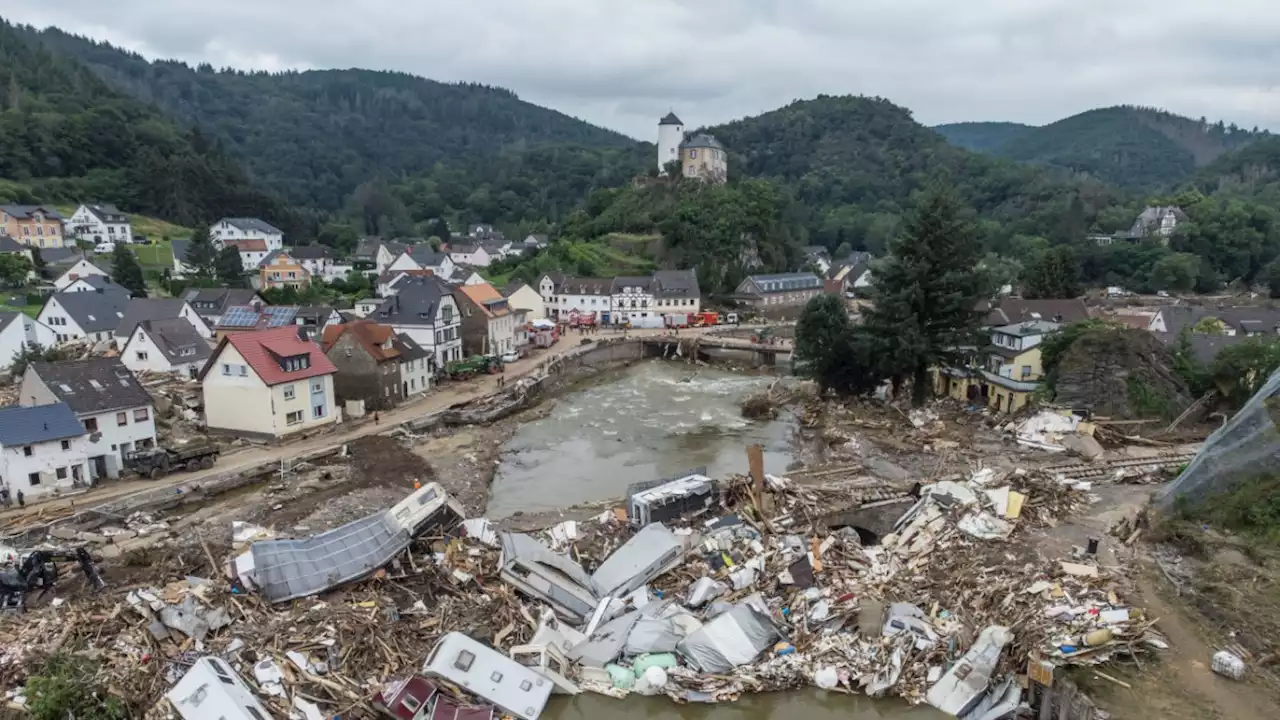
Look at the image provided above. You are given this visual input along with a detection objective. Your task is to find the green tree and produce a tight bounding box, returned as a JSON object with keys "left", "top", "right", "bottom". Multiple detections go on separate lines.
{"left": 978, "top": 252, "right": 1022, "bottom": 294}
{"left": 1023, "top": 246, "right": 1081, "bottom": 299}
{"left": 184, "top": 224, "right": 217, "bottom": 279}
{"left": 861, "top": 186, "right": 990, "bottom": 405}
{"left": 834, "top": 241, "right": 852, "bottom": 260}
{"left": 1263, "top": 257, "right": 1280, "bottom": 298}
{"left": 428, "top": 236, "right": 442, "bottom": 251}
{"left": 1211, "top": 337, "right": 1280, "bottom": 407}
{"left": 1149, "top": 252, "right": 1201, "bottom": 292}
{"left": 111, "top": 243, "right": 147, "bottom": 297}
{"left": 215, "top": 246, "right": 247, "bottom": 288}
{"left": 794, "top": 294, "right": 885, "bottom": 396}
{"left": 427, "top": 218, "right": 452, "bottom": 244}
{"left": 0, "top": 252, "right": 33, "bottom": 286}
{"left": 26, "top": 654, "right": 127, "bottom": 720}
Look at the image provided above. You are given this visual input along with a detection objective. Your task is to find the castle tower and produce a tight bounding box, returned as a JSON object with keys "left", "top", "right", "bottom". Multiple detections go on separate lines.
{"left": 657, "top": 111, "right": 684, "bottom": 174}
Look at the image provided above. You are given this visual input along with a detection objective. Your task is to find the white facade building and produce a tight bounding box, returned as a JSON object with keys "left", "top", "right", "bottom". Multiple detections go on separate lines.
{"left": 120, "top": 319, "right": 212, "bottom": 378}
{"left": 0, "top": 403, "right": 89, "bottom": 500}
{"left": 372, "top": 276, "right": 463, "bottom": 369}
{"left": 657, "top": 112, "right": 685, "bottom": 174}
{"left": 53, "top": 258, "right": 110, "bottom": 291}
{"left": 448, "top": 243, "right": 492, "bottom": 268}
{"left": 610, "top": 276, "right": 655, "bottom": 325}
{"left": 211, "top": 218, "right": 283, "bottom": 250}
{"left": 0, "top": 312, "right": 56, "bottom": 373}
{"left": 37, "top": 288, "right": 131, "bottom": 346}
{"left": 20, "top": 358, "right": 157, "bottom": 480}
{"left": 68, "top": 204, "right": 132, "bottom": 245}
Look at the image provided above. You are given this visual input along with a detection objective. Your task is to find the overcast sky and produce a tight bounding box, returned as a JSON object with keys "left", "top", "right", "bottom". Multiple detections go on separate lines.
{"left": 6, "top": 1, "right": 1279, "bottom": 139}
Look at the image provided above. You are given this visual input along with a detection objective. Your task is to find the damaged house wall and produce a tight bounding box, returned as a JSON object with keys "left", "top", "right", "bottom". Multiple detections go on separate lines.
{"left": 322, "top": 329, "right": 401, "bottom": 411}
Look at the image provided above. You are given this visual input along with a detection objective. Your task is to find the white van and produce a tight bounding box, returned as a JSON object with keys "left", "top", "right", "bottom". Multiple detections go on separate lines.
{"left": 422, "top": 633, "right": 552, "bottom": 720}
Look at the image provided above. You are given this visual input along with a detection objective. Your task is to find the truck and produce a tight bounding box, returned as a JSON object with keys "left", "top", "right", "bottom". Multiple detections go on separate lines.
{"left": 445, "top": 355, "right": 502, "bottom": 380}
{"left": 693, "top": 311, "right": 719, "bottom": 327}
{"left": 124, "top": 443, "right": 219, "bottom": 479}
{"left": 664, "top": 313, "right": 692, "bottom": 329}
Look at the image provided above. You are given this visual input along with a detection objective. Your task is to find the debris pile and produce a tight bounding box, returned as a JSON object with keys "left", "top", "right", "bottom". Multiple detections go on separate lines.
{"left": 0, "top": 465, "right": 1167, "bottom": 718}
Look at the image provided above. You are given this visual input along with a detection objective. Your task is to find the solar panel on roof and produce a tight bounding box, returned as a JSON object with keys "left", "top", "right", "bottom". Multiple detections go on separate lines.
{"left": 264, "top": 306, "right": 298, "bottom": 327}
{"left": 220, "top": 306, "right": 260, "bottom": 327}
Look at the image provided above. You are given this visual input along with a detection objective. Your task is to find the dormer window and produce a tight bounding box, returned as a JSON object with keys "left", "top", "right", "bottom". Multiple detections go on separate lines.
{"left": 281, "top": 354, "right": 311, "bottom": 372}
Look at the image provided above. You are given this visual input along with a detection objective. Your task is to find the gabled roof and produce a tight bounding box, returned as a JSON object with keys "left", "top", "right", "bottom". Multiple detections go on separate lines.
{"left": 69, "top": 275, "right": 121, "bottom": 292}
{"left": 741, "top": 273, "right": 822, "bottom": 294}
{"left": 321, "top": 320, "right": 401, "bottom": 362}
{"left": 0, "top": 205, "right": 63, "bottom": 221}
{"left": 503, "top": 281, "right": 530, "bottom": 297}
{"left": 378, "top": 268, "right": 436, "bottom": 285}
{"left": 992, "top": 320, "right": 1061, "bottom": 337}
{"left": 0, "top": 402, "right": 84, "bottom": 446}
{"left": 202, "top": 326, "right": 336, "bottom": 386}
{"left": 373, "top": 276, "right": 450, "bottom": 327}
{"left": 134, "top": 318, "right": 212, "bottom": 365}
{"left": 980, "top": 298, "right": 1090, "bottom": 327}
{"left": 218, "top": 217, "right": 282, "bottom": 235}
{"left": 28, "top": 358, "right": 152, "bottom": 413}
{"left": 115, "top": 298, "right": 190, "bottom": 338}
{"left": 558, "top": 277, "right": 612, "bottom": 295}
{"left": 448, "top": 243, "right": 482, "bottom": 255}
{"left": 353, "top": 237, "right": 383, "bottom": 260}
{"left": 659, "top": 112, "right": 683, "bottom": 126}
{"left": 287, "top": 245, "right": 334, "bottom": 260}
{"left": 680, "top": 134, "right": 724, "bottom": 151}
{"left": 258, "top": 248, "right": 301, "bottom": 267}
{"left": 171, "top": 239, "right": 191, "bottom": 265}
{"left": 181, "top": 288, "right": 261, "bottom": 314}
{"left": 49, "top": 288, "right": 132, "bottom": 333}
{"left": 611, "top": 276, "right": 653, "bottom": 293}
{"left": 393, "top": 332, "right": 430, "bottom": 362}
{"left": 226, "top": 238, "right": 269, "bottom": 253}
{"left": 215, "top": 305, "right": 299, "bottom": 331}
{"left": 652, "top": 269, "right": 700, "bottom": 299}
{"left": 456, "top": 283, "right": 511, "bottom": 319}
{"left": 39, "top": 247, "right": 81, "bottom": 266}
{"left": 79, "top": 203, "right": 127, "bottom": 224}
{"left": 407, "top": 245, "right": 449, "bottom": 266}
{"left": 524, "top": 234, "right": 548, "bottom": 246}
{"left": 294, "top": 305, "right": 337, "bottom": 325}
{"left": 0, "top": 235, "right": 29, "bottom": 253}
{"left": 0, "top": 311, "right": 21, "bottom": 333}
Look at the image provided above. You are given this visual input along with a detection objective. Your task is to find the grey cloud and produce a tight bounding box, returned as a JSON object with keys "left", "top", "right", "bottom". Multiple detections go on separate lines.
{"left": 3, "top": 0, "right": 1278, "bottom": 139}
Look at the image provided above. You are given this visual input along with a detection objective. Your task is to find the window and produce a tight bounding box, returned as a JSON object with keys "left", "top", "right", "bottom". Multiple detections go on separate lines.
{"left": 134, "top": 408, "right": 149, "bottom": 422}
{"left": 1021, "top": 365, "right": 1032, "bottom": 379}
{"left": 29, "top": 472, "right": 40, "bottom": 486}
{"left": 400, "top": 695, "right": 422, "bottom": 713}
{"left": 520, "top": 680, "right": 533, "bottom": 691}
{"left": 313, "top": 404, "right": 325, "bottom": 419}
{"left": 136, "top": 351, "right": 148, "bottom": 361}
{"left": 453, "top": 650, "right": 475, "bottom": 672}
{"left": 60, "top": 440, "right": 70, "bottom": 450}
{"left": 23, "top": 446, "right": 32, "bottom": 457}
{"left": 286, "top": 410, "right": 303, "bottom": 425}
{"left": 490, "top": 671, "right": 504, "bottom": 683}
{"left": 222, "top": 364, "right": 232, "bottom": 376}
{"left": 84, "top": 418, "right": 98, "bottom": 432}
{"left": 311, "top": 379, "right": 323, "bottom": 393}
{"left": 117, "top": 412, "right": 128, "bottom": 426}
{"left": 690, "top": 150, "right": 697, "bottom": 158}
{"left": 238, "top": 365, "right": 248, "bottom": 377}
{"left": 56, "top": 467, "right": 67, "bottom": 480}
{"left": 283, "top": 385, "right": 296, "bottom": 400}
{"left": 344, "top": 348, "right": 353, "bottom": 357}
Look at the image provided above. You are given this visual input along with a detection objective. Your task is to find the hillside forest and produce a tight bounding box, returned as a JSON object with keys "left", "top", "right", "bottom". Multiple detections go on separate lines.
{"left": 4, "top": 19, "right": 1280, "bottom": 299}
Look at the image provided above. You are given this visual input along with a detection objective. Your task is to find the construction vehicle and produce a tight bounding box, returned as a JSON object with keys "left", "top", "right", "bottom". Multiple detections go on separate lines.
{"left": 693, "top": 311, "right": 719, "bottom": 327}
{"left": 445, "top": 355, "right": 503, "bottom": 380}
{"left": 125, "top": 443, "right": 219, "bottom": 480}
{"left": 1, "top": 547, "right": 105, "bottom": 611}
{"left": 752, "top": 327, "right": 774, "bottom": 344}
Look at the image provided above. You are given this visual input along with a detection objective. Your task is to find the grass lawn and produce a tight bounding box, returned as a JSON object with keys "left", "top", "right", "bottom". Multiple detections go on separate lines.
{"left": 133, "top": 240, "right": 175, "bottom": 268}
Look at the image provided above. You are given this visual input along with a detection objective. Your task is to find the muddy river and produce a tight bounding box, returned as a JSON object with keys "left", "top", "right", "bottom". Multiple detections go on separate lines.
{"left": 486, "top": 362, "right": 795, "bottom": 517}
{"left": 486, "top": 361, "right": 942, "bottom": 719}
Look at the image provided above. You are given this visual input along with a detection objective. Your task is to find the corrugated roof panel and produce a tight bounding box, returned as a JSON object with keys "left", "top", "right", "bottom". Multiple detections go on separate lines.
{"left": 251, "top": 511, "right": 410, "bottom": 603}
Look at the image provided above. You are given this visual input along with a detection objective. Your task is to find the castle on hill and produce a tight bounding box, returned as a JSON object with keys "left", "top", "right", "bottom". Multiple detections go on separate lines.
{"left": 657, "top": 112, "right": 727, "bottom": 184}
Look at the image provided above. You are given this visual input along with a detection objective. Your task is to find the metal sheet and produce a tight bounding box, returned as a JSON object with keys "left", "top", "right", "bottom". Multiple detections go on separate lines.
{"left": 590, "top": 523, "right": 687, "bottom": 598}
{"left": 251, "top": 511, "right": 410, "bottom": 603}
{"left": 677, "top": 604, "right": 781, "bottom": 673}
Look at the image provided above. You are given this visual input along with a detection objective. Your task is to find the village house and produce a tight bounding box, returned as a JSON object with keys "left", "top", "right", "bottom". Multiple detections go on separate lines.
{"left": 448, "top": 242, "right": 492, "bottom": 268}
{"left": 258, "top": 249, "right": 311, "bottom": 290}
{"left": 211, "top": 305, "right": 301, "bottom": 340}
{"left": 467, "top": 224, "right": 503, "bottom": 242}
{"left": 371, "top": 275, "right": 462, "bottom": 370}
{"left": 396, "top": 334, "right": 432, "bottom": 398}
{"left": 53, "top": 258, "right": 110, "bottom": 291}
{"left": 119, "top": 318, "right": 213, "bottom": 378}
{"left": 225, "top": 239, "right": 271, "bottom": 270}
{"left": 0, "top": 235, "right": 37, "bottom": 281}
{"left": 353, "top": 238, "right": 406, "bottom": 276}
{"left": 734, "top": 273, "right": 823, "bottom": 310}
{"left": 652, "top": 269, "right": 701, "bottom": 316}
{"left": 610, "top": 276, "right": 655, "bottom": 326}
{"left": 455, "top": 282, "right": 516, "bottom": 356}
{"left": 37, "top": 287, "right": 131, "bottom": 345}
{"left": 979, "top": 297, "right": 1090, "bottom": 328}
{"left": 1149, "top": 305, "right": 1280, "bottom": 339}
{"left": 60, "top": 275, "right": 124, "bottom": 294}
{"left": 180, "top": 288, "right": 264, "bottom": 327}
{"left": 825, "top": 257, "right": 873, "bottom": 298}
{"left": 503, "top": 282, "right": 545, "bottom": 321}
{"left": 114, "top": 298, "right": 213, "bottom": 345}
{"left": 0, "top": 311, "right": 56, "bottom": 374}
{"left": 200, "top": 326, "right": 339, "bottom": 439}
{"left": 522, "top": 234, "right": 548, "bottom": 252}
{"left": 351, "top": 298, "right": 384, "bottom": 318}
{"left": 288, "top": 245, "right": 338, "bottom": 281}
{"left": 68, "top": 203, "right": 132, "bottom": 245}
{"left": 387, "top": 246, "right": 455, "bottom": 282}
{"left": 680, "top": 134, "right": 728, "bottom": 184}
{"left": 982, "top": 320, "right": 1060, "bottom": 414}
{"left": 0, "top": 403, "right": 89, "bottom": 501}
{"left": 211, "top": 218, "right": 283, "bottom": 250}
{"left": 803, "top": 246, "right": 832, "bottom": 274}
{"left": 538, "top": 275, "right": 612, "bottom": 322}
{"left": 0, "top": 205, "right": 66, "bottom": 249}
{"left": 293, "top": 306, "right": 343, "bottom": 335}
{"left": 378, "top": 268, "right": 437, "bottom": 298}
{"left": 320, "top": 320, "right": 408, "bottom": 411}
{"left": 20, "top": 358, "right": 157, "bottom": 480}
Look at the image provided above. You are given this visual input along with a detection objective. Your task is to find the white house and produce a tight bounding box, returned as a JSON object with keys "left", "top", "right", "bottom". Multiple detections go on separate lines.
{"left": 539, "top": 275, "right": 612, "bottom": 322}
{"left": 610, "top": 276, "right": 655, "bottom": 325}
{"left": 120, "top": 318, "right": 213, "bottom": 378}
{"left": 53, "top": 258, "right": 110, "bottom": 291}
{"left": 387, "top": 246, "right": 455, "bottom": 280}
{"left": 37, "top": 287, "right": 131, "bottom": 346}
{"left": 652, "top": 269, "right": 701, "bottom": 317}
{"left": 20, "top": 358, "right": 157, "bottom": 480}
{"left": 377, "top": 269, "right": 437, "bottom": 298}
{"left": 0, "top": 311, "right": 56, "bottom": 373}
{"left": 114, "top": 298, "right": 214, "bottom": 345}
{"left": 448, "top": 242, "right": 492, "bottom": 268}
{"left": 224, "top": 239, "right": 270, "bottom": 271}
{"left": 523, "top": 234, "right": 549, "bottom": 252}
{"left": 371, "top": 275, "right": 462, "bottom": 370}
{"left": 503, "top": 282, "right": 546, "bottom": 321}
{"left": 0, "top": 402, "right": 89, "bottom": 500}
{"left": 68, "top": 204, "right": 132, "bottom": 245}
{"left": 211, "top": 218, "right": 283, "bottom": 250}
{"left": 395, "top": 333, "right": 432, "bottom": 398}
{"left": 61, "top": 275, "right": 124, "bottom": 294}
{"left": 288, "top": 245, "right": 336, "bottom": 280}
{"left": 200, "top": 326, "right": 339, "bottom": 440}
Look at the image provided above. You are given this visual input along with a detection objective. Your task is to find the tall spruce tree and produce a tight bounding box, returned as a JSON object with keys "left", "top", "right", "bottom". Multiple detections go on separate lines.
{"left": 861, "top": 185, "right": 990, "bottom": 406}
{"left": 1023, "top": 246, "right": 1082, "bottom": 299}
{"left": 216, "top": 246, "right": 247, "bottom": 288}
{"left": 185, "top": 224, "right": 217, "bottom": 279}
{"left": 111, "top": 244, "right": 148, "bottom": 297}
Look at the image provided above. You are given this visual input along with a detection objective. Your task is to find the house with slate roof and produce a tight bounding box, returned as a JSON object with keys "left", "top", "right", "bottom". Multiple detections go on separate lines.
{"left": 37, "top": 285, "right": 131, "bottom": 345}
{"left": 652, "top": 269, "right": 701, "bottom": 316}
{"left": 0, "top": 402, "right": 89, "bottom": 500}
{"left": 180, "top": 288, "right": 264, "bottom": 327}
{"left": 0, "top": 311, "right": 56, "bottom": 374}
{"left": 20, "top": 358, "right": 157, "bottom": 480}
{"left": 200, "top": 326, "right": 339, "bottom": 439}
{"left": 734, "top": 273, "right": 822, "bottom": 310}
{"left": 114, "top": 298, "right": 213, "bottom": 344}
{"left": 386, "top": 245, "right": 455, "bottom": 281}
{"left": 120, "top": 318, "right": 213, "bottom": 378}
{"left": 211, "top": 217, "right": 283, "bottom": 250}
{"left": 61, "top": 275, "right": 125, "bottom": 295}
{"left": 68, "top": 203, "right": 132, "bottom": 245}
{"left": 53, "top": 258, "right": 110, "bottom": 291}
{"left": 371, "top": 275, "right": 462, "bottom": 369}
{"left": 0, "top": 205, "right": 66, "bottom": 248}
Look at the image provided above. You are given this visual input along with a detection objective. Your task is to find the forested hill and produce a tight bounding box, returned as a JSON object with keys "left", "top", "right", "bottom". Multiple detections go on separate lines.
{"left": 0, "top": 21, "right": 287, "bottom": 228}
{"left": 26, "top": 26, "right": 639, "bottom": 210}
{"left": 697, "top": 95, "right": 1124, "bottom": 254}
{"left": 936, "top": 106, "right": 1265, "bottom": 191}
{"left": 932, "top": 122, "right": 1032, "bottom": 152}
{"left": 1193, "top": 135, "right": 1280, "bottom": 205}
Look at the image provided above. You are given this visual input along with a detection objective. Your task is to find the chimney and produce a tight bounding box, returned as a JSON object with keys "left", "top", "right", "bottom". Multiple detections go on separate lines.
{"left": 297, "top": 326, "right": 311, "bottom": 341}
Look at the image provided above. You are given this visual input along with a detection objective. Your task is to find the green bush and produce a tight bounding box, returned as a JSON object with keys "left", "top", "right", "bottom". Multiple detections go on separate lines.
{"left": 25, "top": 654, "right": 127, "bottom": 720}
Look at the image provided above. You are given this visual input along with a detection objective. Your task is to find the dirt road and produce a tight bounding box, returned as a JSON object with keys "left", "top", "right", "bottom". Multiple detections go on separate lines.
{"left": 0, "top": 327, "right": 713, "bottom": 526}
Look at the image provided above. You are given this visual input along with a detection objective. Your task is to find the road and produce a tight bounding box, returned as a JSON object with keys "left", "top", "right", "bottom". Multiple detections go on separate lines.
{"left": 0, "top": 326, "right": 730, "bottom": 527}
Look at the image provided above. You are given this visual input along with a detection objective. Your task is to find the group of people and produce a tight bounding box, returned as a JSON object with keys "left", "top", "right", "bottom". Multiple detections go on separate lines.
{"left": 0, "top": 486, "right": 25, "bottom": 508}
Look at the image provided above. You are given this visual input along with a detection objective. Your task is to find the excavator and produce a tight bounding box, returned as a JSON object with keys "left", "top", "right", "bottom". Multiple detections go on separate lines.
{"left": 0, "top": 547, "right": 105, "bottom": 612}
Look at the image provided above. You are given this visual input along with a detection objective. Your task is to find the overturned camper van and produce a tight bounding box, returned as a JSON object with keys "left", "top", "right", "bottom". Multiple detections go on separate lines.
{"left": 627, "top": 470, "right": 718, "bottom": 527}
{"left": 423, "top": 633, "right": 553, "bottom": 720}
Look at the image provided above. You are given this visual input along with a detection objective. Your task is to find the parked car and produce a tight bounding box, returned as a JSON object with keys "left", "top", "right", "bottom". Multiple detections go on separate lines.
{"left": 500, "top": 349, "right": 520, "bottom": 364}
{"left": 93, "top": 242, "right": 115, "bottom": 254}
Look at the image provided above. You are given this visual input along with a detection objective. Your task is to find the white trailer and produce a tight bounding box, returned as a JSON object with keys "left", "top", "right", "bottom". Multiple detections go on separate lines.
{"left": 166, "top": 657, "right": 272, "bottom": 720}
{"left": 422, "top": 633, "right": 553, "bottom": 720}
